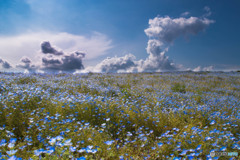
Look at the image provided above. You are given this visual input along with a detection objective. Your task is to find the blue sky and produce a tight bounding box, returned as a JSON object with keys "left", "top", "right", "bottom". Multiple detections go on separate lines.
{"left": 0, "top": 0, "right": 240, "bottom": 72}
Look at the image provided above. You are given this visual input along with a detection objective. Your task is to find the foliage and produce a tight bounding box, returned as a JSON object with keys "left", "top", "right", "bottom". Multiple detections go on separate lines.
{"left": 171, "top": 82, "right": 186, "bottom": 93}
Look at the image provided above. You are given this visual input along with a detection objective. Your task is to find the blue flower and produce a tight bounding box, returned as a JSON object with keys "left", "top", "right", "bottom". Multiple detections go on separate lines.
{"left": 196, "top": 144, "right": 202, "bottom": 150}
{"left": 0, "top": 139, "right": 7, "bottom": 147}
{"left": 8, "top": 155, "right": 20, "bottom": 160}
{"left": 219, "top": 146, "right": 226, "bottom": 151}
{"left": 104, "top": 140, "right": 114, "bottom": 145}
{"left": 63, "top": 139, "right": 72, "bottom": 146}
{"left": 157, "top": 142, "right": 163, "bottom": 147}
{"left": 210, "top": 120, "right": 216, "bottom": 125}
{"left": 34, "top": 149, "right": 45, "bottom": 156}
{"left": 6, "top": 149, "right": 18, "bottom": 155}
{"left": 70, "top": 146, "right": 76, "bottom": 152}
{"left": 9, "top": 138, "right": 17, "bottom": 144}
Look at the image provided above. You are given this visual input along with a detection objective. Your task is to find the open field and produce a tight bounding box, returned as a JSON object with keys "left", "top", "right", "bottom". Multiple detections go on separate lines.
{"left": 0, "top": 72, "right": 239, "bottom": 159}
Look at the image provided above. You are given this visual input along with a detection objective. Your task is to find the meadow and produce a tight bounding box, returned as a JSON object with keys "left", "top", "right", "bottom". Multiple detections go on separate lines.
{"left": 0, "top": 72, "right": 239, "bottom": 160}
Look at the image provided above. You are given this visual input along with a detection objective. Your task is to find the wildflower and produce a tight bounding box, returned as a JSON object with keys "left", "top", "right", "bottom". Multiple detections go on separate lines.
{"left": 6, "top": 149, "right": 18, "bottom": 155}
{"left": 219, "top": 146, "right": 226, "bottom": 151}
{"left": 64, "top": 139, "right": 72, "bottom": 146}
{"left": 0, "top": 139, "right": 7, "bottom": 147}
{"left": 34, "top": 148, "right": 45, "bottom": 156}
{"left": 49, "top": 137, "right": 57, "bottom": 145}
{"left": 157, "top": 142, "right": 163, "bottom": 147}
{"left": 210, "top": 120, "right": 216, "bottom": 125}
{"left": 105, "top": 140, "right": 114, "bottom": 145}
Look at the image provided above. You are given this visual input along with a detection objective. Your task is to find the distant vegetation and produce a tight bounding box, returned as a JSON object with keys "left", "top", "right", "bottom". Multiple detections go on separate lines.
{"left": 0, "top": 72, "right": 239, "bottom": 159}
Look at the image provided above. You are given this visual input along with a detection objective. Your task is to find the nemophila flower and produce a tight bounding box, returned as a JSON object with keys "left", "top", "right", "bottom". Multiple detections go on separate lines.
{"left": 187, "top": 156, "right": 194, "bottom": 160}
{"left": 6, "top": 149, "right": 18, "bottom": 155}
{"left": 45, "top": 147, "right": 55, "bottom": 154}
{"left": 219, "top": 146, "right": 226, "bottom": 151}
{"left": 70, "top": 146, "right": 76, "bottom": 152}
{"left": 9, "top": 138, "right": 17, "bottom": 144}
{"left": 126, "top": 132, "right": 132, "bottom": 136}
{"left": 76, "top": 157, "right": 86, "bottom": 160}
{"left": 8, "top": 143, "right": 15, "bottom": 149}
{"left": 8, "top": 155, "right": 22, "bottom": 160}
{"left": 180, "top": 149, "right": 188, "bottom": 156}
{"left": 49, "top": 137, "right": 56, "bottom": 145}
{"left": 196, "top": 145, "right": 201, "bottom": 150}
{"left": 105, "top": 140, "right": 114, "bottom": 145}
{"left": 34, "top": 149, "right": 45, "bottom": 156}
{"left": 78, "top": 148, "right": 85, "bottom": 153}
{"left": 157, "top": 142, "right": 163, "bottom": 147}
{"left": 210, "top": 120, "right": 216, "bottom": 125}
{"left": 205, "top": 137, "right": 212, "bottom": 141}
{"left": 173, "top": 157, "right": 181, "bottom": 160}
{"left": 0, "top": 139, "right": 7, "bottom": 147}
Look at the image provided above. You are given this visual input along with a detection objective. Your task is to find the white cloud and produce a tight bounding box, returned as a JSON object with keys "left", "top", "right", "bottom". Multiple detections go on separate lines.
{"left": 83, "top": 54, "right": 137, "bottom": 73}
{"left": 80, "top": 11, "right": 214, "bottom": 73}
{"left": 144, "top": 16, "right": 214, "bottom": 43}
{"left": 193, "top": 65, "right": 214, "bottom": 72}
{"left": 181, "top": 12, "right": 190, "bottom": 17}
{"left": 0, "top": 31, "right": 112, "bottom": 65}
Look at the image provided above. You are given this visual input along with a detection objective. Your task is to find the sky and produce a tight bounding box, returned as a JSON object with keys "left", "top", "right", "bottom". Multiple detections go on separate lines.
{"left": 0, "top": 0, "right": 240, "bottom": 72}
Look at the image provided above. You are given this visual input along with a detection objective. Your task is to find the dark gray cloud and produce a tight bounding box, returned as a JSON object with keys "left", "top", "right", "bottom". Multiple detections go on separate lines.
{"left": 41, "top": 42, "right": 85, "bottom": 72}
{"left": 0, "top": 58, "right": 12, "bottom": 69}
{"left": 16, "top": 57, "right": 37, "bottom": 71}
{"left": 41, "top": 41, "right": 64, "bottom": 55}
{"left": 15, "top": 42, "right": 86, "bottom": 72}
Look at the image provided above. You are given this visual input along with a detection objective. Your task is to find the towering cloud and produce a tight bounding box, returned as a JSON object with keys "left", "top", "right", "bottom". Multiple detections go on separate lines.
{"left": 88, "top": 11, "right": 214, "bottom": 73}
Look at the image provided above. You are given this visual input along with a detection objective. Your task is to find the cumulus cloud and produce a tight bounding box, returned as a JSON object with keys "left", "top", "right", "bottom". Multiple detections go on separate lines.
{"left": 41, "top": 46, "right": 85, "bottom": 72}
{"left": 89, "top": 10, "right": 214, "bottom": 73}
{"left": 87, "top": 54, "right": 137, "bottom": 73}
{"left": 0, "top": 58, "right": 12, "bottom": 69}
{"left": 15, "top": 41, "right": 85, "bottom": 72}
{"left": 144, "top": 16, "right": 214, "bottom": 44}
{"left": 41, "top": 41, "right": 63, "bottom": 55}
{"left": 16, "top": 57, "right": 37, "bottom": 71}
{"left": 193, "top": 65, "right": 214, "bottom": 72}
